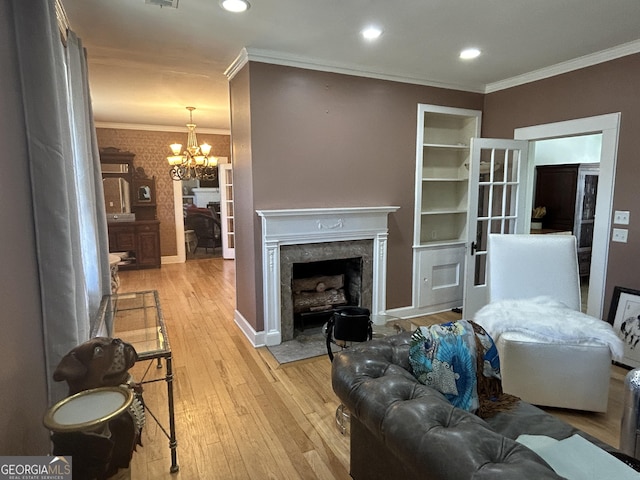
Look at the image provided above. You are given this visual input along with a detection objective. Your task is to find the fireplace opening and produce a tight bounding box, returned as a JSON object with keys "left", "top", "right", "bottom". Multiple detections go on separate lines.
{"left": 292, "top": 257, "right": 363, "bottom": 334}
{"left": 279, "top": 240, "right": 374, "bottom": 342}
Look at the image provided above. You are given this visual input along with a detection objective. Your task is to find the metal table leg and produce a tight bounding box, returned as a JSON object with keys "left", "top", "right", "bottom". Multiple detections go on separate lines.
{"left": 166, "top": 355, "right": 179, "bottom": 473}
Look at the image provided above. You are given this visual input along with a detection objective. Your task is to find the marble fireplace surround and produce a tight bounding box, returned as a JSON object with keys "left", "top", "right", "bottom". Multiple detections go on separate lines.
{"left": 252, "top": 206, "right": 399, "bottom": 347}
{"left": 280, "top": 239, "right": 373, "bottom": 342}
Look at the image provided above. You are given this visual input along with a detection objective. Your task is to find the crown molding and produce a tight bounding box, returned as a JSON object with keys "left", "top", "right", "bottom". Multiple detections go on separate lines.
{"left": 95, "top": 122, "right": 230, "bottom": 135}
{"left": 485, "top": 40, "right": 640, "bottom": 93}
{"left": 226, "top": 47, "right": 485, "bottom": 93}
{"left": 224, "top": 48, "right": 249, "bottom": 80}
{"left": 226, "top": 41, "right": 640, "bottom": 96}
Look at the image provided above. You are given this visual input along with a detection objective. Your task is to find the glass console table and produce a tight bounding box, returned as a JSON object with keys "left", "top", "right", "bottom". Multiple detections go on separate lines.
{"left": 92, "top": 290, "right": 179, "bottom": 473}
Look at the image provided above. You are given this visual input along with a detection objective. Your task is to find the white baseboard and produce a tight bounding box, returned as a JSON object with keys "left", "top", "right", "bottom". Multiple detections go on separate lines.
{"left": 233, "top": 310, "right": 283, "bottom": 347}
{"left": 161, "top": 255, "right": 184, "bottom": 265}
{"left": 385, "top": 302, "right": 462, "bottom": 320}
{"left": 234, "top": 310, "right": 264, "bottom": 347}
{"left": 235, "top": 304, "right": 459, "bottom": 348}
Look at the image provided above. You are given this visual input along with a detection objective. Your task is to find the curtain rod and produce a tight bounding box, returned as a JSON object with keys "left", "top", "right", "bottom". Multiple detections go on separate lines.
{"left": 55, "top": 0, "right": 70, "bottom": 44}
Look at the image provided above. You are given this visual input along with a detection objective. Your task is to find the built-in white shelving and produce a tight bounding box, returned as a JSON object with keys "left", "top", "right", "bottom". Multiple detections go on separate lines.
{"left": 412, "top": 104, "right": 481, "bottom": 312}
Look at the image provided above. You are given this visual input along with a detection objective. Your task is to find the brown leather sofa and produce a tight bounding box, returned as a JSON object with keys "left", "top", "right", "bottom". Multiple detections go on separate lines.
{"left": 331, "top": 332, "right": 629, "bottom": 480}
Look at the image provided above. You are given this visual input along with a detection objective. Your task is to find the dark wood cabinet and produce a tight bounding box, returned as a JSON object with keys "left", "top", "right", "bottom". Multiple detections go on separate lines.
{"left": 108, "top": 221, "right": 160, "bottom": 269}
{"left": 109, "top": 226, "right": 136, "bottom": 251}
{"left": 575, "top": 165, "right": 599, "bottom": 277}
{"left": 534, "top": 165, "right": 579, "bottom": 231}
{"left": 135, "top": 222, "right": 161, "bottom": 267}
{"left": 101, "top": 147, "right": 161, "bottom": 270}
{"left": 534, "top": 163, "right": 599, "bottom": 277}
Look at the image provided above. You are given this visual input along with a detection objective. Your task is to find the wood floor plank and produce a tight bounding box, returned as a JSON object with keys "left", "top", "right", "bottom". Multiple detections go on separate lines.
{"left": 120, "top": 257, "right": 625, "bottom": 479}
{"left": 203, "top": 394, "right": 250, "bottom": 479}
{"left": 303, "top": 449, "right": 348, "bottom": 480}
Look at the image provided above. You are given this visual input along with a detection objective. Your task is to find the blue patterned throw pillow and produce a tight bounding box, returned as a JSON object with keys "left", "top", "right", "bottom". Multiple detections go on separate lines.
{"left": 409, "top": 320, "right": 480, "bottom": 412}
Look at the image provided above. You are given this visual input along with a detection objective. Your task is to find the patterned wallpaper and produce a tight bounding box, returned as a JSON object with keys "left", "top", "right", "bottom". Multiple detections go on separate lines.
{"left": 97, "top": 127, "right": 231, "bottom": 256}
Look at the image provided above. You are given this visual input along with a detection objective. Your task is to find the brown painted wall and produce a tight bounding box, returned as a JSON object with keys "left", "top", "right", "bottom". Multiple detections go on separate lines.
{"left": 229, "top": 65, "right": 258, "bottom": 326}
{"left": 483, "top": 53, "right": 640, "bottom": 313}
{"left": 231, "top": 61, "right": 484, "bottom": 332}
{"left": 0, "top": 0, "right": 49, "bottom": 453}
{"left": 97, "top": 128, "right": 231, "bottom": 256}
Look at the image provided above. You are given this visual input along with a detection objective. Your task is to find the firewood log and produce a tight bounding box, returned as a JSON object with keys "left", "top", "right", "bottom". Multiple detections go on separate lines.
{"left": 293, "top": 288, "right": 347, "bottom": 313}
{"left": 292, "top": 274, "right": 344, "bottom": 294}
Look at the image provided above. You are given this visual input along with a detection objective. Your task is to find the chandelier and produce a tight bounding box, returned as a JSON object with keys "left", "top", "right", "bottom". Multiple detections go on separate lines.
{"left": 167, "top": 107, "right": 218, "bottom": 181}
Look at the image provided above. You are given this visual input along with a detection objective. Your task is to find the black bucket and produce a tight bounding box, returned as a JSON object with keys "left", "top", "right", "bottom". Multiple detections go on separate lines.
{"left": 326, "top": 307, "right": 373, "bottom": 361}
{"left": 332, "top": 307, "right": 372, "bottom": 342}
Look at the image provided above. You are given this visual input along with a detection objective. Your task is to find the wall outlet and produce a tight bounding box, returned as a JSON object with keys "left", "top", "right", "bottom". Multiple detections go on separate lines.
{"left": 612, "top": 228, "right": 628, "bottom": 243}
{"left": 614, "top": 210, "right": 630, "bottom": 225}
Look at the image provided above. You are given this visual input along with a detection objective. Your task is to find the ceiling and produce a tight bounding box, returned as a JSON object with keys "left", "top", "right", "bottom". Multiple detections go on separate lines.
{"left": 62, "top": 0, "right": 640, "bottom": 132}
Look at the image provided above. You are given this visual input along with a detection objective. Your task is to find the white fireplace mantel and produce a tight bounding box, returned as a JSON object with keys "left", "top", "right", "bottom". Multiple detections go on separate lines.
{"left": 251, "top": 206, "right": 399, "bottom": 346}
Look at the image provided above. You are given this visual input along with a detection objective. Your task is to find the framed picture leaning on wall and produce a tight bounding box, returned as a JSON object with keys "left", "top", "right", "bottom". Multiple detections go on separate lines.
{"left": 608, "top": 286, "right": 640, "bottom": 368}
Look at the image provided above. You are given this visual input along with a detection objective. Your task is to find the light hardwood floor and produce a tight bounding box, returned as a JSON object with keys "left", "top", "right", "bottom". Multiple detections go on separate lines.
{"left": 120, "top": 257, "right": 627, "bottom": 479}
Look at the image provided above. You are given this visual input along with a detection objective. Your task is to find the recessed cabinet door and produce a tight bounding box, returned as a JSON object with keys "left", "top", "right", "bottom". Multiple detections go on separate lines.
{"left": 136, "top": 225, "right": 160, "bottom": 267}
{"left": 417, "top": 246, "right": 465, "bottom": 308}
{"left": 109, "top": 226, "right": 136, "bottom": 251}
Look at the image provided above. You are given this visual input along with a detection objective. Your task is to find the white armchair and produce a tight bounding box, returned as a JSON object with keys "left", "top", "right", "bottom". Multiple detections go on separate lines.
{"left": 487, "top": 233, "right": 581, "bottom": 311}
{"left": 474, "top": 234, "right": 621, "bottom": 412}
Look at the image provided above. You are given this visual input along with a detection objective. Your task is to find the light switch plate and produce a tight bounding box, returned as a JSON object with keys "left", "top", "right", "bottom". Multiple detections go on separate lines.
{"left": 613, "top": 228, "right": 628, "bottom": 243}
{"left": 614, "top": 210, "right": 630, "bottom": 225}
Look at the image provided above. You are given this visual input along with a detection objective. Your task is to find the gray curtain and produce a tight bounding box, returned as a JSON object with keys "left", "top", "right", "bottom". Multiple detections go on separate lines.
{"left": 12, "top": 0, "right": 110, "bottom": 403}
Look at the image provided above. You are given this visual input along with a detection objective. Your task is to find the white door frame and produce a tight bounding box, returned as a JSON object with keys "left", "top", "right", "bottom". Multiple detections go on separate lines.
{"left": 169, "top": 158, "right": 230, "bottom": 264}
{"left": 158, "top": 179, "right": 188, "bottom": 265}
{"left": 172, "top": 180, "right": 187, "bottom": 263}
{"left": 514, "top": 113, "right": 621, "bottom": 318}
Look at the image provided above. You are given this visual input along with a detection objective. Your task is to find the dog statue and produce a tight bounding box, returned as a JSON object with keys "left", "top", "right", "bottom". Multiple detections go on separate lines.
{"left": 51, "top": 337, "right": 144, "bottom": 480}
{"left": 54, "top": 337, "right": 138, "bottom": 394}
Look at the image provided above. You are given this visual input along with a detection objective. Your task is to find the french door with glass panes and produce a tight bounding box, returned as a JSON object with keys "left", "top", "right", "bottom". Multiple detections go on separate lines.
{"left": 462, "top": 138, "right": 529, "bottom": 318}
{"left": 219, "top": 163, "right": 235, "bottom": 259}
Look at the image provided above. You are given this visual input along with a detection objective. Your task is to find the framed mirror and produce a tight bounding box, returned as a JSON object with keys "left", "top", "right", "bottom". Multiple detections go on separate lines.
{"left": 100, "top": 148, "right": 134, "bottom": 216}
{"left": 137, "top": 184, "right": 152, "bottom": 203}
{"left": 133, "top": 167, "right": 156, "bottom": 206}
{"left": 104, "top": 177, "right": 131, "bottom": 213}
{"left": 101, "top": 162, "right": 130, "bottom": 174}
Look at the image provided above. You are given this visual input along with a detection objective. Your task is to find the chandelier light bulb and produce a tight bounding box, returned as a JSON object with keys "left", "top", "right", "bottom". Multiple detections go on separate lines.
{"left": 200, "top": 142, "right": 212, "bottom": 156}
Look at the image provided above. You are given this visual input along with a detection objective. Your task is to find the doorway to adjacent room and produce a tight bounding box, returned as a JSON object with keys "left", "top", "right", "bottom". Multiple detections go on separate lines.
{"left": 515, "top": 113, "right": 621, "bottom": 319}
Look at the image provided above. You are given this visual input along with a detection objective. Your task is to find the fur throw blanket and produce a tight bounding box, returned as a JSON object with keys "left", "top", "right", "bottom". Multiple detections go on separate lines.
{"left": 409, "top": 320, "right": 518, "bottom": 418}
{"left": 474, "top": 296, "right": 623, "bottom": 361}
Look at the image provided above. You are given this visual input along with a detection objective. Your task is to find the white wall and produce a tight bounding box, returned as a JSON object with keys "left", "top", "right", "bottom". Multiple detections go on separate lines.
{"left": 533, "top": 134, "right": 602, "bottom": 166}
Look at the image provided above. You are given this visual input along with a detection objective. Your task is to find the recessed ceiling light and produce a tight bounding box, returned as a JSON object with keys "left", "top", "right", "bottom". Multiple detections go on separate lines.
{"left": 460, "top": 48, "right": 481, "bottom": 60}
{"left": 361, "top": 26, "right": 383, "bottom": 40}
{"left": 220, "top": 0, "right": 250, "bottom": 13}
